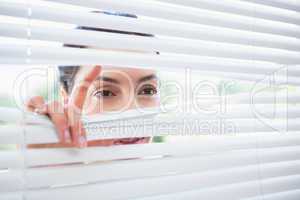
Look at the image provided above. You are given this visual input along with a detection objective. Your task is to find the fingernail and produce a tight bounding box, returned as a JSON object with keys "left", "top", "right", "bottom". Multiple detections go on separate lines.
{"left": 64, "top": 129, "right": 71, "bottom": 143}
{"left": 78, "top": 136, "right": 87, "bottom": 148}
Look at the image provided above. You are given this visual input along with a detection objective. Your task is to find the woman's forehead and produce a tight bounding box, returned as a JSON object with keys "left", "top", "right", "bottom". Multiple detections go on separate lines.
{"left": 76, "top": 66, "right": 156, "bottom": 83}
{"left": 102, "top": 67, "right": 155, "bottom": 76}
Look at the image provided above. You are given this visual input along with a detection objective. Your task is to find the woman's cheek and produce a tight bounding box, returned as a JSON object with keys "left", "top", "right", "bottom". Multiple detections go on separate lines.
{"left": 136, "top": 96, "right": 160, "bottom": 108}
{"left": 86, "top": 98, "right": 130, "bottom": 114}
{"left": 83, "top": 93, "right": 160, "bottom": 114}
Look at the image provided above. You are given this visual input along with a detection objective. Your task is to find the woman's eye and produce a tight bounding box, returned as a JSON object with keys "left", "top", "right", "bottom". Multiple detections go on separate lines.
{"left": 94, "top": 90, "right": 116, "bottom": 98}
{"left": 138, "top": 85, "right": 157, "bottom": 96}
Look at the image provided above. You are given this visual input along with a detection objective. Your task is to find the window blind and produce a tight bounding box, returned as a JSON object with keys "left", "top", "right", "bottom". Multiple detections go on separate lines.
{"left": 0, "top": 0, "right": 299, "bottom": 200}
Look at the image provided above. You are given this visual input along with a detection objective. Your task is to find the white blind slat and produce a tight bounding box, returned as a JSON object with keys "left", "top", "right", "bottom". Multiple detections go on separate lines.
{"left": 243, "top": 189, "right": 300, "bottom": 200}
{"left": 0, "top": 193, "right": 21, "bottom": 200}
{"left": 15, "top": 149, "right": 300, "bottom": 190}
{"left": 1, "top": 132, "right": 300, "bottom": 169}
{"left": 2, "top": 19, "right": 300, "bottom": 52}
{"left": 45, "top": 0, "right": 300, "bottom": 38}
{"left": 156, "top": 0, "right": 300, "bottom": 26}
{"left": 2, "top": 23, "right": 300, "bottom": 67}
{"left": 4, "top": 175, "right": 300, "bottom": 200}
{"left": 1, "top": 1, "right": 300, "bottom": 41}
{"left": 243, "top": 0, "right": 300, "bottom": 12}
{"left": 2, "top": 45, "right": 300, "bottom": 74}
{"left": 133, "top": 176, "right": 300, "bottom": 200}
{"left": 2, "top": 156, "right": 300, "bottom": 193}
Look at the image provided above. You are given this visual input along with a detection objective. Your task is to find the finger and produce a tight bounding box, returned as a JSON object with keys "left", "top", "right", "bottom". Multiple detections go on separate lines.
{"left": 47, "top": 101, "right": 71, "bottom": 144}
{"left": 68, "top": 107, "right": 87, "bottom": 148}
{"left": 26, "top": 96, "right": 47, "bottom": 114}
{"left": 68, "top": 66, "right": 101, "bottom": 147}
{"left": 70, "top": 65, "right": 101, "bottom": 111}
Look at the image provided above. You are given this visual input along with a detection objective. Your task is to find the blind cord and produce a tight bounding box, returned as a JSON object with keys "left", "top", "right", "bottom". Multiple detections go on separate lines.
{"left": 21, "top": 1, "right": 32, "bottom": 199}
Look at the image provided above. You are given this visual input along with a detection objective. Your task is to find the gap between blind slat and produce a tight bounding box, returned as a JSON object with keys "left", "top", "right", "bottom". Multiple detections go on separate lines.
{"left": 1, "top": 1, "right": 300, "bottom": 40}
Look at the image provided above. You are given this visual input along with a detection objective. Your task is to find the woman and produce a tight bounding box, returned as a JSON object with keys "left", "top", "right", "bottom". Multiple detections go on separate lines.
{"left": 27, "top": 66, "right": 159, "bottom": 148}
{"left": 26, "top": 11, "right": 159, "bottom": 148}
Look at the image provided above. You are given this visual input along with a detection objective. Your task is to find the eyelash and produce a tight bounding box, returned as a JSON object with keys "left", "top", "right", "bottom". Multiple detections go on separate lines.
{"left": 93, "top": 84, "right": 157, "bottom": 98}
{"left": 93, "top": 90, "right": 116, "bottom": 98}
{"left": 138, "top": 84, "right": 157, "bottom": 96}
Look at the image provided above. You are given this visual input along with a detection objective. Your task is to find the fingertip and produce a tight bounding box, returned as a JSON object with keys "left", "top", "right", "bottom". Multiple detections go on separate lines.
{"left": 36, "top": 104, "right": 48, "bottom": 114}
{"left": 84, "top": 65, "right": 102, "bottom": 83}
{"left": 95, "top": 65, "right": 102, "bottom": 71}
{"left": 26, "top": 96, "right": 47, "bottom": 113}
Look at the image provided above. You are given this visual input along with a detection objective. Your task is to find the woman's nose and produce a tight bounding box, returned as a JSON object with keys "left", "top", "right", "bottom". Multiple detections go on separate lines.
{"left": 126, "top": 97, "right": 138, "bottom": 110}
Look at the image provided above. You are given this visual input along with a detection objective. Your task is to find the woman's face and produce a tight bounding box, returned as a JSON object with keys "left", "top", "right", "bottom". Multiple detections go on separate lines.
{"left": 72, "top": 66, "right": 159, "bottom": 146}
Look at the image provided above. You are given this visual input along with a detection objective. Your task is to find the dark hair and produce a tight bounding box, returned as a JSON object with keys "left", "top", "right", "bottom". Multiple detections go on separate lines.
{"left": 58, "top": 66, "right": 80, "bottom": 93}
{"left": 59, "top": 11, "right": 156, "bottom": 93}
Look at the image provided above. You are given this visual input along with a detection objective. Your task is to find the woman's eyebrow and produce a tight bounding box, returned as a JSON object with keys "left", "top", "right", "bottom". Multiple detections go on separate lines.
{"left": 95, "top": 74, "right": 157, "bottom": 84}
{"left": 96, "top": 76, "right": 120, "bottom": 84}
{"left": 137, "top": 74, "right": 157, "bottom": 84}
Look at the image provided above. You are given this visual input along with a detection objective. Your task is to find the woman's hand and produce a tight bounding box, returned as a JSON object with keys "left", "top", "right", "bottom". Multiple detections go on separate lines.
{"left": 26, "top": 66, "right": 101, "bottom": 148}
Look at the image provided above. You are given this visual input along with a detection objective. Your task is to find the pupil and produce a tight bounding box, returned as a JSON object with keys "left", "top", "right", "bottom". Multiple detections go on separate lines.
{"left": 103, "top": 90, "right": 111, "bottom": 96}
{"left": 144, "top": 88, "right": 153, "bottom": 94}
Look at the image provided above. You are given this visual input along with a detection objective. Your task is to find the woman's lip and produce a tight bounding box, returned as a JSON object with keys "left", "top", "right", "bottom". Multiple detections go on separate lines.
{"left": 114, "top": 137, "right": 148, "bottom": 145}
